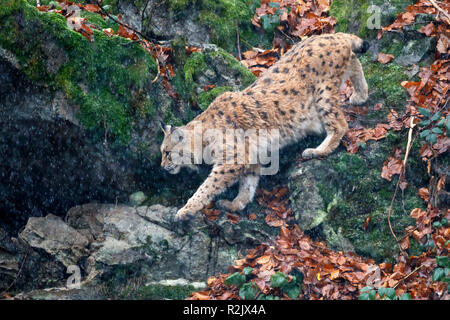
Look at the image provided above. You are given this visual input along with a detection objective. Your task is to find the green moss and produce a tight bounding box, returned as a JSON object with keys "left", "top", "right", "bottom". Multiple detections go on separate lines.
{"left": 133, "top": 284, "right": 195, "bottom": 300}
{"left": 330, "top": 0, "right": 416, "bottom": 38}
{"left": 184, "top": 51, "right": 207, "bottom": 84}
{"left": 167, "top": 0, "right": 191, "bottom": 11}
{"left": 205, "top": 47, "right": 256, "bottom": 87}
{"left": 0, "top": 0, "right": 159, "bottom": 145}
{"left": 198, "top": 86, "right": 232, "bottom": 110}
{"left": 172, "top": 47, "right": 255, "bottom": 111}
{"left": 313, "top": 137, "right": 427, "bottom": 262}
{"left": 164, "top": 0, "right": 272, "bottom": 53}
{"left": 359, "top": 54, "right": 408, "bottom": 121}
{"left": 80, "top": 10, "right": 119, "bottom": 31}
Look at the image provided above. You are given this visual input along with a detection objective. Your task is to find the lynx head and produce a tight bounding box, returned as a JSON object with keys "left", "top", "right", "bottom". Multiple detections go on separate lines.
{"left": 160, "top": 122, "right": 196, "bottom": 174}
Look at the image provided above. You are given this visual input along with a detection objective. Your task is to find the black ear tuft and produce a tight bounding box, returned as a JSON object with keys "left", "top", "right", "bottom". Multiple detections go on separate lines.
{"left": 361, "top": 40, "right": 370, "bottom": 53}
{"left": 159, "top": 120, "right": 167, "bottom": 133}
{"left": 160, "top": 121, "right": 174, "bottom": 134}
{"left": 354, "top": 40, "right": 370, "bottom": 54}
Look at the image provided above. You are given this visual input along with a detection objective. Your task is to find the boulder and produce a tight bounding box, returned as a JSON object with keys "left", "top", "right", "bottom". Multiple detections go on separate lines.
{"left": 0, "top": 0, "right": 255, "bottom": 235}
{"left": 8, "top": 202, "right": 276, "bottom": 299}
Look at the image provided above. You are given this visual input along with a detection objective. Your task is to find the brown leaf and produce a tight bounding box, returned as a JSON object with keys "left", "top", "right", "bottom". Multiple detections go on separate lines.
{"left": 102, "top": 28, "right": 114, "bottom": 37}
{"left": 381, "top": 150, "right": 403, "bottom": 181}
{"left": 419, "top": 22, "right": 437, "bottom": 36}
{"left": 378, "top": 52, "right": 395, "bottom": 64}
{"left": 418, "top": 188, "right": 430, "bottom": 201}
{"left": 226, "top": 213, "right": 240, "bottom": 224}
{"left": 83, "top": 4, "right": 101, "bottom": 13}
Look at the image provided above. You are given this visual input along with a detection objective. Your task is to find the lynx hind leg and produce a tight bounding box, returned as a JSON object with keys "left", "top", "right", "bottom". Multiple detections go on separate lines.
{"left": 302, "top": 97, "right": 348, "bottom": 159}
{"left": 217, "top": 174, "right": 260, "bottom": 212}
{"left": 175, "top": 165, "right": 243, "bottom": 221}
{"left": 348, "top": 53, "right": 368, "bottom": 105}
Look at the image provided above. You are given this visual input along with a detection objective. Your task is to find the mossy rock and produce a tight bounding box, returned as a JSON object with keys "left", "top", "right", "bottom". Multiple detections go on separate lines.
{"left": 330, "top": 0, "right": 416, "bottom": 39}
{"left": 288, "top": 133, "right": 427, "bottom": 262}
{"left": 136, "top": 0, "right": 273, "bottom": 54}
{"left": 172, "top": 44, "right": 256, "bottom": 111}
{"left": 0, "top": 0, "right": 167, "bottom": 146}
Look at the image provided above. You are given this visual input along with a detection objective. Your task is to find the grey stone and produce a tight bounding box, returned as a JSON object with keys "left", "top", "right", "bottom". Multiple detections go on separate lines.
{"left": 395, "top": 37, "right": 434, "bottom": 66}
{"left": 129, "top": 191, "right": 148, "bottom": 206}
{"left": 19, "top": 214, "right": 89, "bottom": 267}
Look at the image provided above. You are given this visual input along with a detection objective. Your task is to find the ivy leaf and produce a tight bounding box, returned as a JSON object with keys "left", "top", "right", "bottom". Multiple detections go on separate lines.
{"left": 418, "top": 107, "right": 431, "bottom": 118}
{"left": 283, "top": 275, "right": 302, "bottom": 299}
{"left": 432, "top": 268, "right": 445, "bottom": 282}
{"left": 436, "top": 256, "right": 449, "bottom": 268}
{"left": 284, "top": 284, "right": 301, "bottom": 299}
{"left": 426, "top": 133, "right": 437, "bottom": 144}
{"left": 270, "top": 272, "right": 288, "bottom": 288}
{"left": 430, "top": 112, "right": 441, "bottom": 121}
{"left": 400, "top": 293, "right": 412, "bottom": 300}
{"left": 269, "top": 2, "right": 281, "bottom": 8}
{"left": 419, "top": 119, "right": 431, "bottom": 127}
{"left": 420, "top": 129, "right": 430, "bottom": 138}
{"left": 239, "top": 283, "right": 255, "bottom": 300}
{"left": 431, "top": 127, "right": 443, "bottom": 134}
{"left": 260, "top": 15, "right": 272, "bottom": 31}
{"left": 369, "top": 289, "right": 377, "bottom": 300}
{"left": 243, "top": 267, "right": 253, "bottom": 276}
{"left": 358, "top": 292, "right": 370, "bottom": 300}
{"left": 225, "top": 272, "right": 246, "bottom": 287}
{"left": 378, "top": 287, "right": 388, "bottom": 298}
{"left": 385, "top": 288, "right": 396, "bottom": 300}
{"left": 360, "top": 286, "right": 372, "bottom": 294}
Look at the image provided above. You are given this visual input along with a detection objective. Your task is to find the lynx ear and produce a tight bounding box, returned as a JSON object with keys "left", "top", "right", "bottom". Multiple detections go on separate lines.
{"left": 159, "top": 121, "right": 172, "bottom": 135}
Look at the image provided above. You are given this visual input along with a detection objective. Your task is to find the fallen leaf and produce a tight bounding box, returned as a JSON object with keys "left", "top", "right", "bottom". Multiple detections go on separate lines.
{"left": 378, "top": 52, "right": 395, "bottom": 64}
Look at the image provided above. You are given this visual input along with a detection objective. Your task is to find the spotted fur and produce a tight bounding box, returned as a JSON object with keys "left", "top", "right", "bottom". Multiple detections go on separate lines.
{"left": 160, "top": 33, "right": 369, "bottom": 221}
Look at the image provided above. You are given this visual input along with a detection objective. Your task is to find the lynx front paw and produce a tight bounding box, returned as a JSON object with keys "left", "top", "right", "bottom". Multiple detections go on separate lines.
{"left": 216, "top": 199, "right": 245, "bottom": 212}
{"left": 174, "top": 207, "right": 195, "bottom": 222}
{"left": 301, "top": 148, "right": 318, "bottom": 160}
{"left": 349, "top": 93, "right": 368, "bottom": 105}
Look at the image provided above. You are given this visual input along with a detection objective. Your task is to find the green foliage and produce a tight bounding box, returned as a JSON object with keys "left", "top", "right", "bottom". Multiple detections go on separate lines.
{"left": 239, "top": 282, "right": 256, "bottom": 300}
{"left": 432, "top": 256, "right": 450, "bottom": 290}
{"left": 330, "top": 0, "right": 416, "bottom": 38}
{"left": 198, "top": 86, "right": 232, "bottom": 110}
{"left": 225, "top": 269, "right": 303, "bottom": 300}
{"left": 359, "top": 54, "right": 409, "bottom": 114}
{"left": 270, "top": 270, "right": 303, "bottom": 299}
{"left": 315, "top": 140, "right": 426, "bottom": 262}
{"left": 225, "top": 272, "right": 246, "bottom": 287}
{"left": 0, "top": 0, "right": 160, "bottom": 145}
{"left": 165, "top": 0, "right": 272, "bottom": 53}
{"left": 270, "top": 271, "right": 288, "bottom": 288}
{"left": 134, "top": 284, "right": 196, "bottom": 300}
{"left": 206, "top": 48, "right": 256, "bottom": 87}
{"left": 243, "top": 267, "right": 253, "bottom": 275}
{"left": 418, "top": 110, "right": 449, "bottom": 145}
{"left": 359, "top": 286, "right": 408, "bottom": 300}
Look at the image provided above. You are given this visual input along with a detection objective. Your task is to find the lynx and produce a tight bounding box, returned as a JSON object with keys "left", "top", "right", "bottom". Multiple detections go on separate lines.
{"left": 160, "top": 33, "right": 369, "bottom": 222}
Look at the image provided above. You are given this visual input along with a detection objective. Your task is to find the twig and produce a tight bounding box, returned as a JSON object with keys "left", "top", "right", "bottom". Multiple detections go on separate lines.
{"left": 387, "top": 117, "right": 416, "bottom": 253}
{"left": 403, "top": 117, "right": 416, "bottom": 167}
{"left": 141, "top": 0, "right": 151, "bottom": 33}
{"left": 0, "top": 251, "right": 29, "bottom": 298}
{"left": 393, "top": 265, "right": 424, "bottom": 289}
{"left": 235, "top": 20, "right": 242, "bottom": 61}
{"left": 428, "top": 0, "right": 450, "bottom": 23}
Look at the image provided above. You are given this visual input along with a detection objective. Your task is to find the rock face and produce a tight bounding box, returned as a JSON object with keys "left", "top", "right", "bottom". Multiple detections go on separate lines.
{"left": 0, "top": 0, "right": 255, "bottom": 235}
{"left": 3, "top": 203, "right": 276, "bottom": 299}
